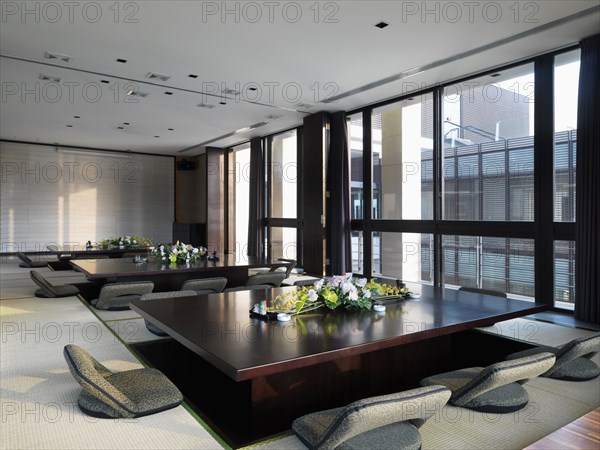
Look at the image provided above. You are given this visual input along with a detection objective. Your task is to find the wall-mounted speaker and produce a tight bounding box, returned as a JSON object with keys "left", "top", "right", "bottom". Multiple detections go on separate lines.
{"left": 177, "top": 159, "right": 196, "bottom": 170}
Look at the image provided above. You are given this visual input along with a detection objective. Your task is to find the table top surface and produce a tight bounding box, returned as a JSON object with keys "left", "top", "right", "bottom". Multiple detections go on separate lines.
{"left": 130, "top": 285, "right": 545, "bottom": 381}
{"left": 70, "top": 256, "right": 291, "bottom": 278}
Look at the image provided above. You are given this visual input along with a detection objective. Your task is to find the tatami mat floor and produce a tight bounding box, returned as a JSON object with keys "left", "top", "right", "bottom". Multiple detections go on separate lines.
{"left": 1, "top": 257, "right": 599, "bottom": 450}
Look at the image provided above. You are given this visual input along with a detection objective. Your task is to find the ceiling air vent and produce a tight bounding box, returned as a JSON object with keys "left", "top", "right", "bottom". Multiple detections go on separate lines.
{"left": 146, "top": 72, "right": 171, "bottom": 82}
{"left": 44, "top": 51, "right": 72, "bottom": 63}
{"left": 39, "top": 74, "right": 63, "bottom": 83}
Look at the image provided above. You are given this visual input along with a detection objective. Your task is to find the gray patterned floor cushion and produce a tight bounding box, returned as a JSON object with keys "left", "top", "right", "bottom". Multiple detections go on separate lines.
{"left": 181, "top": 277, "right": 228, "bottom": 295}
{"left": 63, "top": 344, "right": 183, "bottom": 418}
{"left": 17, "top": 252, "right": 48, "bottom": 268}
{"left": 506, "top": 333, "right": 600, "bottom": 381}
{"left": 292, "top": 385, "right": 451, "bottom": 450}
{"left": 421, "top": 353, "right": 555, "bottom": 413}
{"left": 30, "top": 270, "right": 79, "bottom": 298}
{"left": 90, "top": 281, "right": 154, "bottom": 310}
{"left": 140, "top": 290, "right": 196, "bottom": 336}
{"left": 246, "top": 272, "right": 286, "bottom": 287}
{"left": 337, "top": 422, "right": 421, "bottom": 450}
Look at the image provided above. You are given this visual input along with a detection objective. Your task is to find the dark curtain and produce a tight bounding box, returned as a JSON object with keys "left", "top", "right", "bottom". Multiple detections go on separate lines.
{"left": 327, "top": 111, "right": 352, "bottom": 274}
{"left": 247, "top": 137, "right": 265, "bottom": 258}
{"left": 575, "top": 34, "right": 600, "bottom": 324}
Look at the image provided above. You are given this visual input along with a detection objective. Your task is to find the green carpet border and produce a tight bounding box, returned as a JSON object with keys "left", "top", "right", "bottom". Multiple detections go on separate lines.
{"left": 77, "top": 294, "right": 232, "bottom": 450}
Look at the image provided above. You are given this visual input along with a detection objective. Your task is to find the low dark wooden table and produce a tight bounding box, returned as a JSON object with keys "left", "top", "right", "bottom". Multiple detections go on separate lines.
{"left": 71, "top": 256, "right": 293, "bottom": 295}
{"left": 130, "top": 285, "right": 545, "bottom": 446}
{"left": 47, "top": 247, "right": 149, "bottom": 271}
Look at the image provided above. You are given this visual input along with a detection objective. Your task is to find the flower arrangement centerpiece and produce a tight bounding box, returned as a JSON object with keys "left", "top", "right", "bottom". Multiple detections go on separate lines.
{"left": 150, "top": 241, "right": 207, "bottom": 265}
{"left": 96, "top": 235, "right": 152, "bottom": 249}
{"left": 269, "top": 274, "right": 401, "bottom": 314}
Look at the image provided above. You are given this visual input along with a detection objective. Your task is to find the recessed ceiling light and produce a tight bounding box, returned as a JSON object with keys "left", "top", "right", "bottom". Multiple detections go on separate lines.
{"left": 154, "top": 135, "right": 160, "bottom": 138}
{"left": 116, "top": 58, "right": 127, "bottom": 63}
{"left": 265, "top": 114, "right": 281, "bottom": 120}
{"left": 66, "top": 124, "right": 73, "bottom": 128}
{"left": 164, "top": 91, "right": 173, "bottom": 95}
{"left": 188, "top": 74, "right": 198, "bottom": 79}
{"left": 248, "top": 87, "right": 258, "bottom": 92}
{"left": 118, "top": 126, "right": 124, "bottom": 130}
{"left": 219, "top": 100, "right": 227, "bottom": 105}
{"left": 168, "top": 128, "right": 174, "bottom": 131}
{"left": 375, "top": 21, "right": 389, "bottom": 29}
{"left": 123, "top": 122, "right": 130, "bottom": 125}
{"left": 296, "top": 102, "right": 314, "bottom": 109}
{"left": 74, "top": 115, "right": 80, "bottom": 119}
{"left": 197, "top": 103, "right": 215, "bottom": 109}
{"left": 222, "top": 88, "right": 240, "bottom": 95}
{"left": 490, "top": 73, "right": 501, "bottom": 77}
{"left": 101, "top": 80, "right": 110, "bottom": 84}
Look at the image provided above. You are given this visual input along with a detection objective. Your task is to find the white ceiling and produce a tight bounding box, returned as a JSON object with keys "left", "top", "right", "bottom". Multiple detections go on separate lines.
{"left": 1, "top": 1, "right": 598, "bottom": 155}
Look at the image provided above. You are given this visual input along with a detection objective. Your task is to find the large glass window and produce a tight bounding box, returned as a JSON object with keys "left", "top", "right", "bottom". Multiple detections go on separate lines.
{"left": 372, "top": 232, "right": 433, "bottom": 284}
{"left": 269, "top": 227, "right": 297, "bottom": 260}
{"left": 348, "top": 114, "right": 364, "bottom": 220}
{"left": 372, "top": 94, "right": 434, "bottom": 220}
{"left": 351, "top": 230, "right": 364, "bottom": 273}
{"left": 554, "top": 241, "right": 575, "bottom": 310}
{"left": 269, "top": 130, "right": 297, "bottom": 219}
{"left": 442, "top": 236, "right": 534, "bottom": 299}
{"left": 442, "top": 64, "right": 535, "bottom": 221}
{"left": 267, "top": 129, "right": 300, "bottom": 263}
{"left": 554, "top": 50, "right": 580, "bottom": 223}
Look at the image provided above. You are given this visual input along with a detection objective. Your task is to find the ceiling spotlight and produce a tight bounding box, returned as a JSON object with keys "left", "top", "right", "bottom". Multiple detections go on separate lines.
{"left": 375, "top": 21, "right": 389, "bottom": 29}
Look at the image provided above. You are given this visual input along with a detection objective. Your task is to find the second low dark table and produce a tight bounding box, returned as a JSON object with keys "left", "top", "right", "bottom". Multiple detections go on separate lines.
{"left": 71, "top": 256, "right": 293, "bottom": 293}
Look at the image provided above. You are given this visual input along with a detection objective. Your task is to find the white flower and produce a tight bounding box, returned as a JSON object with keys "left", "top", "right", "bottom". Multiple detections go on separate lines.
{"left": 331, "top": 276, "right": 344, "bottom": 287}
{"left": 192, "top": 248, "right": 199, "bottom": 254}
{"left": 355, "top": 278, "right": 367, "bottom": 288}
{"left": 308, "top": 289, "right": 318, "bottom": 302}
{"left": 362, "top": 290, "right": 371, "bottom": 299}
{"left": 341, "top": 281, "right": 353, "bottom": 294}
{"left": 314, "top": 278, "right": 324, "bottom": 290}
{"left": 348, "top": 290, "right": 358, "bottom": 301}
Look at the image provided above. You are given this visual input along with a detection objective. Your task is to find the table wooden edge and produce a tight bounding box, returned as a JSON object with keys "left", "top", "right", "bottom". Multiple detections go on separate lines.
{"left": 130, "top": 300, "right": 546, "bottom": 382}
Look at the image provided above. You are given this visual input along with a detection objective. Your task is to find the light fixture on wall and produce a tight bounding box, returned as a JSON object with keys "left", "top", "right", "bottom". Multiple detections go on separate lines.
{"left": 56, "top": 148, "right": 132, "bottom": 159}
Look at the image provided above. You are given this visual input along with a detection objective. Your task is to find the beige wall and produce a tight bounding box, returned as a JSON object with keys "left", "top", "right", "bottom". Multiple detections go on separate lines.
{"left": 0, "top": 141, "right": 174, "bottom": 252}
